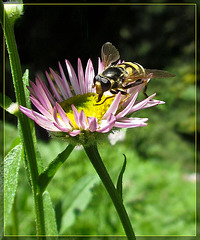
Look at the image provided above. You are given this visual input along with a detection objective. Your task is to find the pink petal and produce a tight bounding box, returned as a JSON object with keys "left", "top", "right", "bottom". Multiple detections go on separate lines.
{"left": 121, "top": 84, "right": 143, "bottom": 109}
{"left": 27, "top": 85, "right": 37, "bottom": 99}
{"left": 78, "top": 58, "right": 85, "bottom": 94}
{"left": 29, "top": 81, "right": 43, "bottom": 105}
{"left": 79, "top": 110, "right": 87, "bottom": 130}
{"left": 50, "top": 68, "right": 69, "bottom": 99}
{"left": 129, "top": 93, "right": 156, "bottom": 114}
{"left": 35, "top": 78, "right": 53, "bottom": 112}
{"left": 30, "top": 96, "right": 53, "bottom": 120}
{"left": 53, "top": 122, "right": 70, "bottom": 132}
{"left": 119, "top": 117, "right": 148, "bottom": 123}
{"left": 85, "top": 59, "right": 94, "bottom": 93}
{"left": 98, "top": 114, "right": 116, "bottom": 133}
{"left": 58, "top": 62, "right": 73, "bottom": 98}
{"left": 114, "top": 121, "right": 147, "bottom": 128}
{"left": 103, "top": 92, "right": 121, "bottom": 120}
{"left": 87, "top": 117, "right": 98, "bottom": 132}
{"left": 55, "top": 102, "right": 73, "bottom": 129}
{"left": 32, "top": 111, "right": 58, "bottom": 131}
{"left": 137, "top": 99, "right": 165, "bottom": 110}
{"left": 19, "top": 105, "right": 35, "bottom": 121}
{"left": 116, "top": 92, "right": 138, "bottom": 119}
{"left": 98, "top": 57, "right": 104, "bottom": 74}
{"left": 66, "top": 60, "right": 81, "bottom": 95}
{"left": 71, "top": 104, "right": 80, "bottom": 128}
{"left": 114, "top": 117, "right": 148, "bottom": 128}
{"left": 45, "top": 71, "right": 63, "bottom": 102}
{"left": 69, "top": 130, "right": 81, "bottom": 137}
{"left": 36, "top": 75, "right": 56, "bottom": 106}
{"left": 52, "top": 106, "right": 72, "bottom": 132}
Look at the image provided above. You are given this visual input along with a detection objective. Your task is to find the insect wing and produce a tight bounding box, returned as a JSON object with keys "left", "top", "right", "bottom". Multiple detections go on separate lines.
{"left": 145, "top": 69, "right": 176, "bottom": 79}
{"left": 101, "top": 42, "right": 120, "bottom": 68}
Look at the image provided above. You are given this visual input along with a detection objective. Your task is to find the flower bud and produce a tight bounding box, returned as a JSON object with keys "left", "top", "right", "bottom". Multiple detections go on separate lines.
{"left": 4, "top": 2, "right": 23, "bottom": 25}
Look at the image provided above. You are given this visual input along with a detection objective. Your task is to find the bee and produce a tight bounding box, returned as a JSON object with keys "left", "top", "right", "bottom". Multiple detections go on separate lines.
{"left": 94, "top": 42, "right": 175, "bottom": 103}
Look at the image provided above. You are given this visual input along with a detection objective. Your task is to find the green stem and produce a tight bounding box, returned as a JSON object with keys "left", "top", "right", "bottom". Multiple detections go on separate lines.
{"left": 84, "top": 144, "right": 136, "bottom": 240}
{"left": 0, "top": 2, "right": 45, "bottom": 236}
{"left": 38, "top": 144, "right": 75, "bottom": 193}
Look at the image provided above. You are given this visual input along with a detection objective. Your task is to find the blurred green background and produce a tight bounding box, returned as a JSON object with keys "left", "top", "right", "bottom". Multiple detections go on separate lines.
{"left": 1, "top": 0, "right": 198, "bottom": 237}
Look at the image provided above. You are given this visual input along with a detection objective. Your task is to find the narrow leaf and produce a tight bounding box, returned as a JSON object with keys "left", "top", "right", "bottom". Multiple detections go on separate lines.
{"left": 4, "top": 144, "right": 23, "bottom": 226}
{"left": 38, "top": 144, "right": 74, "bottom": 193}
{"left": 59, "top": 174, "right": 99, "bottom": 234}
{"left": 43, "top": 191, "right": 58, "bottom": 236}
{"left": 22, "top": 69, "right": 31, "bottom": 108}
{"left": 116, "top": 154, "right": 127, "bottom": 200}
{"left": 21, "top": 69, "right": 44, "bottom": 175}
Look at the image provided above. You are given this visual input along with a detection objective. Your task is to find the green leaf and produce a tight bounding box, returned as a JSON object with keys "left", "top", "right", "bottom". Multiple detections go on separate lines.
{"left": 116, "top": 154, "right": 127, "bottom": 200}
{"left": 38, "top": 144, "right": 74, "bottom": 193}
{"left": 20, "top": 69, "right": 44, "bottom": 176}
{"left": 0, "top": 120, "right": 20, "bottom": 156}
{"left": 43, "top": 191, "right": 58, "bottom": 236}
{"left": 4, "top": 144, "right": 23, "bottom": 227}
{"left": 0, "top": 148, "right": 3, "bottom": 238}
{"left": 59, "top": 174, "right": 99, "bottom": 234}
{"left": 22, "top": 69, "right": 31, "bottom": 109}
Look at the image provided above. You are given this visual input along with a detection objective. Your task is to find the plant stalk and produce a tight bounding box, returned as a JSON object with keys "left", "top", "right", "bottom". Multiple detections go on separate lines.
{"left": 0, "top": 1, "right": 45, "bottom": 236}
{"left": 84, "top": 144, "right": 136, "bottom": 240}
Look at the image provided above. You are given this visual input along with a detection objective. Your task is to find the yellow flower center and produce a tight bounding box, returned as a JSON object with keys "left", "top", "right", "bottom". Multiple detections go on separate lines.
{"left": 59, "top": 93, "right": 114, "bottom": 128}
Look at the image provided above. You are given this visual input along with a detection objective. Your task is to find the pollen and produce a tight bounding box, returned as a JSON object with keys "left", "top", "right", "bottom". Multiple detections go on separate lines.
{"left": 59, "top": 93, "right": 114, "bottom": 128}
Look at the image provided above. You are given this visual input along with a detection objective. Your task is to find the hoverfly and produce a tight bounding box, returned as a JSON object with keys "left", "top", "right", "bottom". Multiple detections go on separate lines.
{"left": 93, "top": 42, "right": 175, "bottom": 103}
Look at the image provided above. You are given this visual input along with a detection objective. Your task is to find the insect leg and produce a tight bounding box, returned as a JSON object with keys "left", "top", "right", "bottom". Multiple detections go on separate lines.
{"left": 122, "top": 79, "right": 144, "bottom": 89}
{"left": 110, "top": 89, "right": 131, "bottom": 104}
{"left": 96, "top": 93, "right": 103, "bottom": 102}
{"left": 110, "top": 89, "right": 127, "bottom": 95}
{"left": 122, "top": 79, "right": 149, "bottom": 98}
{"left": 95, "top": 89, "right": 126, "bottom": 105}
{"left": 142, "top": 81, "right": 148, "bottom": 98}
{"left": 95, "top": 95, "right": 115, "bottom": 105}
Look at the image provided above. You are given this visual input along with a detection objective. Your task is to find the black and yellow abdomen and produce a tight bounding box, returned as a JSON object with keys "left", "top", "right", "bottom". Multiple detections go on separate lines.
{"left": 117, "top": 62, "right": 146, "bottom": 78}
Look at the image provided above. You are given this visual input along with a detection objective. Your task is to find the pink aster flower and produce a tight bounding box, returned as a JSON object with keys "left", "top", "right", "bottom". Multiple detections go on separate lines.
{"left": 19, "top": 57, "right": 164, "bottom": 145}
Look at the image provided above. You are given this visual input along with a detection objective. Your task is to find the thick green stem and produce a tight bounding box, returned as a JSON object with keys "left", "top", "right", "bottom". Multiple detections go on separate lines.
{"left": 84, "top": 144, "right": 136, "bottom": 240}
{"left": 0, "top": 2, "right": 45, "bottom": 236}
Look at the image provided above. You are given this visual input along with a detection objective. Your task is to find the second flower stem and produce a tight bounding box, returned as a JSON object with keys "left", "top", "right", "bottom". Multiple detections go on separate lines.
{"left": 84, "top": 144, "right": 136, "bottom": 240}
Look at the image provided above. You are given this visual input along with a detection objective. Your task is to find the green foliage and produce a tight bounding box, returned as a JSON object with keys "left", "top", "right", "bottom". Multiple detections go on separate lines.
{"left": 59, "top": 174, "right": 99, "bottom": 234}
{"left": 4, "top": 144, "right": 22, "bottom": 228}
{"left": 43, "top": 191, "right": 58, "bottom": 235}
{"left": 0, "top": 120, "right": 20, "bottom": 157}
{"left": 38, "top": 144, "right": 74, "bottom": 193}
{"left": 22, "top": 69, "right": 31, "bottom": 109}
{"left": 116, "top": 154, "right": 127, "bottom": 200}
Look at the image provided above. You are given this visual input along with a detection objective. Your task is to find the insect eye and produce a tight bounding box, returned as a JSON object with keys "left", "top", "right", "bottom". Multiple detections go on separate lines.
{"left": 101, "top": 78, "right": 111, "bottom": 92}
{"left": 101, "top": 77, "right": 109, "bottom": 84}
{"left": 94, "top": 75, "right": 101, "bottom": 83}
